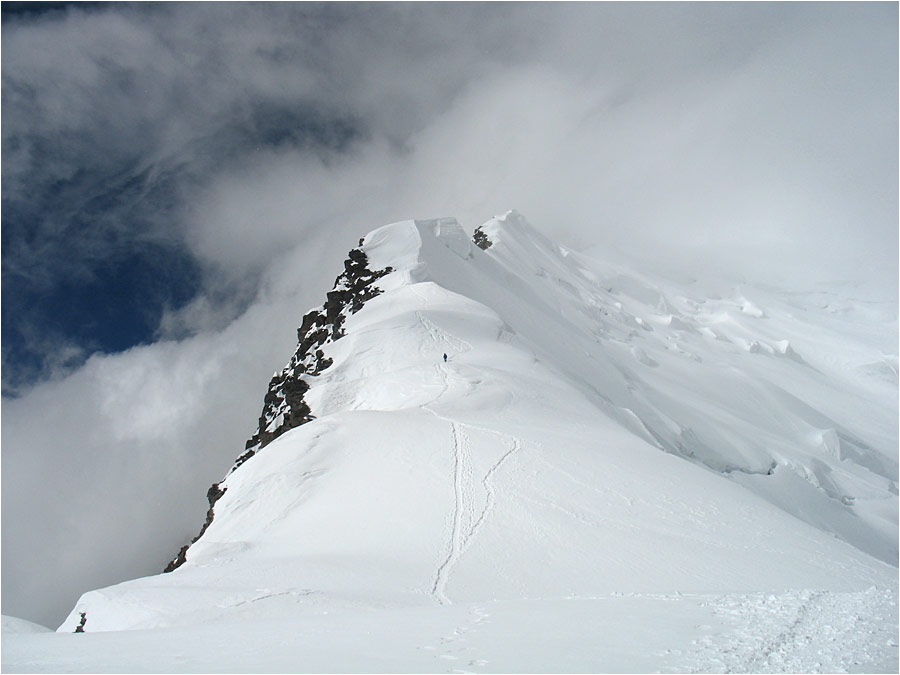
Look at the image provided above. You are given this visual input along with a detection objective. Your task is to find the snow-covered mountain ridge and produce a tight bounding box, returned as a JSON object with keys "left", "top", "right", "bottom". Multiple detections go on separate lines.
{"left": 169, "top": 210, "right": 896, "bottom": 579}
{"left": 9, "top": 211, "right": 897, "bottom": 672}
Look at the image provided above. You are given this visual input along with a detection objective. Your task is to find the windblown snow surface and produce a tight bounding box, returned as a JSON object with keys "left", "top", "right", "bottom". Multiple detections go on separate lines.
{"left": 5, "top": 212, "right": 897, "bottom": 673}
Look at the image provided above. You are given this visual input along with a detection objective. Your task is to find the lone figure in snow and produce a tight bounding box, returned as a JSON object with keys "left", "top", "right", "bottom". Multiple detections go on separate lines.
{"left": 443, "top": 353, "right": 448, "bottom": 362}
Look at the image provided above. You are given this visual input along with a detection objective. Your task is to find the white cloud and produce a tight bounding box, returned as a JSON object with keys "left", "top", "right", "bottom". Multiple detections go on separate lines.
{"left": 1, "top": 283, "right": 311, "bottom": 625}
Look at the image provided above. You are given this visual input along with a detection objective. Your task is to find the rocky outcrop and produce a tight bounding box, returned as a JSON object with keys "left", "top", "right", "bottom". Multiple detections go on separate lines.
{"left": 473, "top": 226, "right": 492, "bottom": 250}
{"left": 240, "top": 247, "right": 392, "bottom": 457}
{"left": 164, "top": 243, "right": 391, "bottom": 573}
{"left": 164, "top": 483, "right": 226, "bottom": 573}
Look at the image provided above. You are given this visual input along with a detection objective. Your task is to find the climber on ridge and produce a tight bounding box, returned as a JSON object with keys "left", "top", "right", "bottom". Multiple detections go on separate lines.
{"left": 443, "top": 353, "right": 448, "bottom": 362}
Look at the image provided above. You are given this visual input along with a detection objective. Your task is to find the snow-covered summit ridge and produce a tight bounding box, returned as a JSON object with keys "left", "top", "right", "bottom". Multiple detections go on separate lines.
{"left": 61, "top": 211, "right": 896, "bottom": 650}
{"left": 169, "top": 206, "right": 895, "bottom": 575}
{"left": 354, "top": 210, "right": 898, "bottom": 563}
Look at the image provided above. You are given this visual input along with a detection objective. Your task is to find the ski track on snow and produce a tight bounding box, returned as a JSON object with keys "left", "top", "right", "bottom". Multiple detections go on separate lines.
{"left": 426, "top": 403, "right": 523, "bottom": 606}
{"left": 467, "top": 437, "right": 521, "bottom": 545}
{"left": 410, "top": 279, "right": 472, "bottom": 359}
{"left": 419, "top": 313, "right": 522, "bottom": 607}
{"left": 416, "top": 310, "right": 472, "bottom": 359}
{"left": 432, "top": 421, "right": 474, "bottom": 606}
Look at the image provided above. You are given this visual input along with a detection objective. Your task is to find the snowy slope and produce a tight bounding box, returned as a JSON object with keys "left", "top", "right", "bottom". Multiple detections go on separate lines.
{"left": 6, "top": 212, "right": 897, "bottom": 673}
{"left": 1, "top": 616, "right": 52, "bottom": 634}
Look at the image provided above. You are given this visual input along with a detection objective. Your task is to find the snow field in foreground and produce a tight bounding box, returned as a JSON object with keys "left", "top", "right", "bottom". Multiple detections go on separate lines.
{"left": 5, "top": 590, "right": 897, "bottom": 673}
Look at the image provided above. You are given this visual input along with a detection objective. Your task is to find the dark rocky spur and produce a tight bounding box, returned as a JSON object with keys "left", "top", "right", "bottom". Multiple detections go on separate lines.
{"left": 473, "top": 226, "right": 492, "bottom": 250}
{"left": 164, "top": 245, "right": 392, "bottom": 572}
{"left": 241, "top": 246, "right": 393, "bottom": 455}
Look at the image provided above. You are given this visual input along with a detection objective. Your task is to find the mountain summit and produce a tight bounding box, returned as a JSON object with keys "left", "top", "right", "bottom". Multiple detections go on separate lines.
{"left": 18, "top": 212, "right": 897, "bottom": 672}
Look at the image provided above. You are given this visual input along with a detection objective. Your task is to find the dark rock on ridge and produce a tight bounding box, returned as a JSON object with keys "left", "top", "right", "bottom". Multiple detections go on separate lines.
{"left": 473, "top": 227, "right": 492, "bottom": 250}
{"left": 164, "top": 483, "right": 227, "bottom": 573}
{"left": 164, "top": 244, "right": 392, "bottom": 573}
{"left": 241, "top": 246, "right": 392, "bottom": 455}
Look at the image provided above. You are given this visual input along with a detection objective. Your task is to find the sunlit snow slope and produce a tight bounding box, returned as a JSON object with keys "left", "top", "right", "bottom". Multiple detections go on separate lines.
{"left": 8, "top": 212, "right": 897, "bottom": 673}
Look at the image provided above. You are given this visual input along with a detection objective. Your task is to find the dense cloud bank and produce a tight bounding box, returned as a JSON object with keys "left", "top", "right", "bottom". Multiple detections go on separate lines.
{"left": 2, "top": 3, "right": 896, "bottom": 626}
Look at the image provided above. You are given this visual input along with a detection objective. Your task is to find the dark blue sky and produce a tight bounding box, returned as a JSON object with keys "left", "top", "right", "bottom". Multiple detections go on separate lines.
{"left": 2, "top": 150, "right": 201, "bottom": 392}
{"left": 1, "top": 100, "right": 358, "bottom": 390}
{"left": 2, "top": 2, "right": 363, "bottom": 393}
{"left": 1, "top": 2, "right": 98, "bottom": 19}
